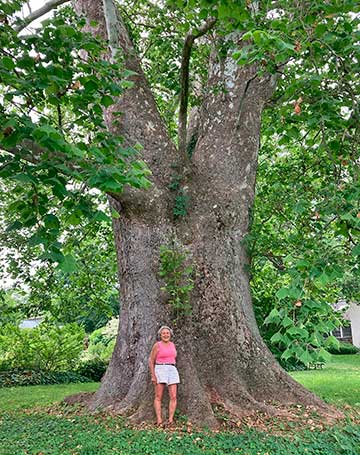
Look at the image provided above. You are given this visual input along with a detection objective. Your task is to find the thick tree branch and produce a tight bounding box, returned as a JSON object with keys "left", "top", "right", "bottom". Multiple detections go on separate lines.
{"left": 178, "top": 17, "right": 216, "bottom": 156}
{"left": 102, "top": 0, "right": 120, "bottom": 60}
{"left": 74, "top": 0, "right": 178, "bottom": 194}
{"left": 14, "top": 0, "right": 71, "bottom": 32}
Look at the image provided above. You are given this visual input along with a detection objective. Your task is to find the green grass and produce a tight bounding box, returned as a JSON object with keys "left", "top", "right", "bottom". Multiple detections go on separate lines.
{"left": 291, "top": 354, "right": 360, "bottom": 407}
{"left": 0, "top": 382, "right": 99, "bottom": 411}
{"left": 0, "top": 356, "right": 359, "bottom": 455}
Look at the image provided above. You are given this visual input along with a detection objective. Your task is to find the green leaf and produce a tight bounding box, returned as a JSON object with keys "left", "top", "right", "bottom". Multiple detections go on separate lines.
{"left": 6, "top": 221, "right": 23, "bottom": 231}
{"left": 100, "top": 95, "right": 114, "bottom": 108}
{"left": 43, "top": 214, "right": 60, "bottom": 230}
{"left": 83, "top": 80, "right": 99, "bottom": 92}
{"left": 276, "top": 287, "right": 289, "bottom": 299}
{"left": 281, "top": 348, "right": 293, "bottom": 360}
{"left": 57, "top": 254, "right": 77, "bottom": 273}
{"left": 270, "top": 331, "right": 283, "bottom": 344}
{"left": 111, "top": 209, "right": 120, "bottom": 219}
{"left": 287, "top": 326, "right": 308, "bottom": 339}
{"left": 11, "top": 173, "right": 37, "bottom": 184}
{"left": 92, "top": 210, "right": 111, "bottom": 222}
{"left": 318, "top": 348, "right": 332, "bottom": 362}
{"left": 324, "top": 335, "right": 339, "bottom": 349}
{"left": 1, "top": 57, "right": 15, "bottom": 70}
{"left": 315, "top": 23, "right": 327, "bottom": 37}
{"left": 66, "top": 212, "right": 82, "bottom": 226}
{"left": 264, "top": 308, "right": 281, "bottom": 324}
{"left": 299, "top": 349, "right": 314, "bottom": 365}
{"left": 281, "top": 316, "right": 293, "bottom": 328}
{"left": 58, "top": 25, "right": 77, "bottom": 38}
{"left": 295, "top": 259, "right": 310, "bottom": 270}
{"left": 315, "top": 272, "right": 332, "bottom": 287}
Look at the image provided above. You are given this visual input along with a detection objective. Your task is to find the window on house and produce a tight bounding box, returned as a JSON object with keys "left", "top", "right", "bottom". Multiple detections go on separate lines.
{"left": 342, "top": 326, "right": 352, "bottom": 338}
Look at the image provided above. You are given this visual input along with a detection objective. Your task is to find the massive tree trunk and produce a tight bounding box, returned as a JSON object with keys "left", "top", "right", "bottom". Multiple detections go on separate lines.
{"left": 72, "top": 0, "right": 339, "bottom": 426}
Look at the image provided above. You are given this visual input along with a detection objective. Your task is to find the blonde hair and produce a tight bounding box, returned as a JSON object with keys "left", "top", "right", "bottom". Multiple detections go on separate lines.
{"left": 157, "top": 325, "right": 174, "bottom": 340}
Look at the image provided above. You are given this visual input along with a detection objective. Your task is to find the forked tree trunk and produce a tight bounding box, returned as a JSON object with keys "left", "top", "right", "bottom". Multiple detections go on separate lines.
{"left": 71, "top": 0, "right": 339, "bottom": 426}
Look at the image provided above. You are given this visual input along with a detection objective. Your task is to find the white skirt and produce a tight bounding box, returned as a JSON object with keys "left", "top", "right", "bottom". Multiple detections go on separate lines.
{"left": 154, "top": 364, "right": 180, "bottom": 385}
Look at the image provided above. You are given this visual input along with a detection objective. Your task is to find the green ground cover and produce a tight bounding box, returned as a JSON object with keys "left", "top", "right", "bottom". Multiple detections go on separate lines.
{"left": 0, "top": 412, "right": 359, "bottom": 455}
{"left": 0, "top": 355, "right": 359, "bottom": 455}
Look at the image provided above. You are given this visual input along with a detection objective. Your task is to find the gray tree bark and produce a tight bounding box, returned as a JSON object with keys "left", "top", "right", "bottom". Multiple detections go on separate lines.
{"left": 68, "top": 0, "right": 340, "bottom": 426}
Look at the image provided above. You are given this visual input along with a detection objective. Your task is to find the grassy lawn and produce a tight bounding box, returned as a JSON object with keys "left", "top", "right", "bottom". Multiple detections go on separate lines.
{"left": 0, "top": 382, "right": 99, "bottom": 411}
{"left": 0, "top": 355, "right": 359, "bottom": 455}
{"left": 291, "top": 354, "right": 360, "bottom": 408}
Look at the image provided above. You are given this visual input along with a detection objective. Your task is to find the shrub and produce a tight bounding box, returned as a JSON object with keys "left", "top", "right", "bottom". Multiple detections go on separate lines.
{"left": 0, "top": 369, "right": 90, "bottom": 388}
{"left": 278, "top": 357, "right": 307, "bottom": 372}
{"left": 327, "top": 341, "right": 360, "bottom": 355}
{"left": 0, "top": 323, "right": 85, "bottom": 372}
{"left": 83, "top": 317, "right": 118, "bottom": 362}
{"left": 75, "top": 359, "right": 108, "bottom": 382}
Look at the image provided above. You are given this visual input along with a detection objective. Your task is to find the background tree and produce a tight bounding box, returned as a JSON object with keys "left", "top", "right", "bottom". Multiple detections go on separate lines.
{"left": 0, "top": 0, "right": 359, "bottom": 426}
{"left": 1, "top": 211, "right": 119, "bottom": 332}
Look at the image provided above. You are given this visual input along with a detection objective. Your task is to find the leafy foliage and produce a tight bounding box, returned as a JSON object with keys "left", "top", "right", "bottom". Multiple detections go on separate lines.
{"left": 168, "top": 173, "right": 190, "bottom": 218}
{"left": 159, "top": 242, "right": 194, "bottom": 317}
{"left": 326, "top": 341, "right": 359, "bottom": 355}
{"left": 82, "top": 317, "right": 118, "bottom": 362}
{"left": 0, "top": 4, "right": 151, "bottom": 269}
{"left": 0, "top": 411, "right": 359, "bottom": 455}
{"left": 0, "top": 369, "right": 90, "bottom": 388}
{"left": 245, "top": 1, "right": 360, "bottom": 365}
{"left": 0, "top": 289, "right": 26, "bottom": 326}
{"left": 0, "top": 322, "right": 85, "bottom": 372}
{"left": 75, "top": 359, "right": 108, "bottom": 382}
{"left": 4, "top": 222, "right": 119, "bottom": 332}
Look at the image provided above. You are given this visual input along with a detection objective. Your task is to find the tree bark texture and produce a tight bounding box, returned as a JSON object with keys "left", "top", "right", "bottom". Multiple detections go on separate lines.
{"left": 71, "top": 0, "right": 339, "bottom": 426}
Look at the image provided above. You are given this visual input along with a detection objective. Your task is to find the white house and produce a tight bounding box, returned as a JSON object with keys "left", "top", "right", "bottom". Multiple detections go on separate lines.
{"left": 19, "top": 317, "right": 43, "bottom": 329}
{"left": 333, "top": 301, "right": 360, "bottom": 348}
{"left": 343, "top": 302, "right": 360, "bottom": 348}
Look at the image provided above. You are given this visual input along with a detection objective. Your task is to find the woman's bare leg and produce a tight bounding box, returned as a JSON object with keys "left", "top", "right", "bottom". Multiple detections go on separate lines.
{"left": 154, "top": 383, "right": 165, "bottom": 424}
{"left": 168, "top": 384, "right": 177, "bottom": 423}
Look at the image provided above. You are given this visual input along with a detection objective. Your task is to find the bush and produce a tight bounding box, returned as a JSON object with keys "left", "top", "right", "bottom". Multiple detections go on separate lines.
{"left": 0, "top": 369, "right": 90, "bottom": 388}
{"left": 83, "top": 317, "right": 118, "bottom": 362}
{"left": 327, "top": 341, "right": 360, "bottom": 355}
{"left": 0, "top": 322, "right": 85, "bottom": 372}
{"left": 278, "top": 357, "right": 307, "bottom": 372}
{"left": 75, "top": 359, "right": 108, "bottom": 382}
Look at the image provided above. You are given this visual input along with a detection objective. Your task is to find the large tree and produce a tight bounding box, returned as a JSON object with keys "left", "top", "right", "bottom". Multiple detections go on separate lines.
{"left": 2, "top": 0, "right": 358, "bottom": 426}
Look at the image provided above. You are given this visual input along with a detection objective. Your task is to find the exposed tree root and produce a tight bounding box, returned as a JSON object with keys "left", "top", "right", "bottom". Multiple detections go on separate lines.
{"left": 60, "top": 393, "right": 350, "bottom": 437}
{"left": 63, "top": 380, "right": 344, "bottom": 432}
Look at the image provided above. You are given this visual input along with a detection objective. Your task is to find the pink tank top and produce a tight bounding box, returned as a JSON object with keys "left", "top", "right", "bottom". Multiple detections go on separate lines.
{"left": 156, "top": 341, "right": 177, "bottom": 364}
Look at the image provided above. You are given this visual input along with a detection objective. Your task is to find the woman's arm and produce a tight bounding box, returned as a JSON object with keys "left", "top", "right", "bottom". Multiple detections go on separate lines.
{"left": 148, "top": 343, "right": 158, "bottom": 383}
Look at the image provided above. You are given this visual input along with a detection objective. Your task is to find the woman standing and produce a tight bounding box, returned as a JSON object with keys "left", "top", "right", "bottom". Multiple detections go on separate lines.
{"left": 148, "top": 326, "right": 180, "bottom": 426}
